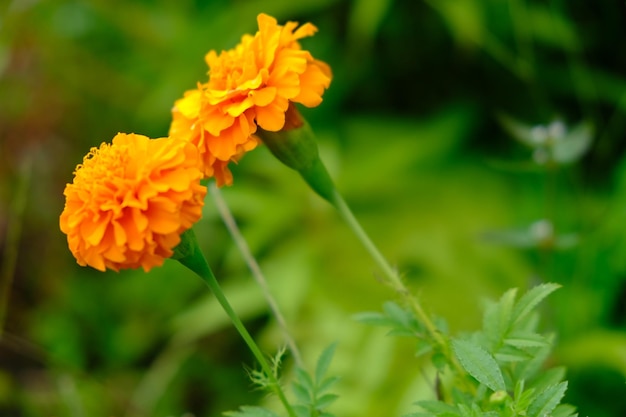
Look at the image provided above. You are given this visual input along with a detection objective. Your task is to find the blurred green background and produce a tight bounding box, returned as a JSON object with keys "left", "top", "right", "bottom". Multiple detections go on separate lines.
{"left": 1, "top": 0, "right": 626, "bottom": 416}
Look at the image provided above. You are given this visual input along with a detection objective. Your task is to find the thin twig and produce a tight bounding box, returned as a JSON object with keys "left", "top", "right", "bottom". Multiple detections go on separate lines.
{"left": 0, "top": 153, "right": 32, "bottom": 337}
{"left": 209, "top": 183, "right": 303, "bottom": 367}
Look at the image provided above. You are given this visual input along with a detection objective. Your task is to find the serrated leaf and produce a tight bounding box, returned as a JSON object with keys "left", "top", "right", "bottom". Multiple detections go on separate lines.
{"left": 315, "top": 343, "right": 337, "bottom": 384}
{"left": 452, "top": 339, "right": 506, "bottom": 392}
{"left": 512, "top": 283, "right": 560, "bottom": 325}
{"left": 482, "top": 300, "right": 499, "bottom": 347}
{"left": 483, "top": 288, "right": 517, "bottom": 349}
{"left": 316, "top": 393, "right": 339, "bottom": 409}
{"left": 224, "top": 405, "right": 281, "bottom": 417}
{"left": 498, "top": 288, "right": 518, "bottom": 329}
{"left": 528, "top": 366, "right": 566, "bottom": 392}
{"left": 514, "top": 334, "right": 553, "bottom": 381}
{"left": 504, "top": 331, "right": 548, "bottom": 348}
{"left": 494, "top": 345, "right": 532, "bottom": 362}
{"left": 527, "top": 382, "right": 568, "bottom": 417}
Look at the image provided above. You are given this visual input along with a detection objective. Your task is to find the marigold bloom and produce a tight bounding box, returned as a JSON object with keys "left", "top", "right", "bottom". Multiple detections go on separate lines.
{"left": 170, "top": 13, "right": 332, "bottom": 185}
{"left": 60, "top": 133, "right": 207, "bottom": 272}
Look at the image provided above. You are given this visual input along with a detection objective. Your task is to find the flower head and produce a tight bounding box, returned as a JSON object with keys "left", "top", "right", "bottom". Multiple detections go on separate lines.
{"left": 60, "top": 133, "right": 207, "bottom": 272}
{"left": 169, "top": 13, "right": 332, "bottom": 185}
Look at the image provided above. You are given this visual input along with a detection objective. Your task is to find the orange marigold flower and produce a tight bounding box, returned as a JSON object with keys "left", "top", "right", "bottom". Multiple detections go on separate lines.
{"left": 59, "top": 133, "right": 207, "bottom": 272}
{"left": 169, "top": 12, "right": 332, "bottom": 186}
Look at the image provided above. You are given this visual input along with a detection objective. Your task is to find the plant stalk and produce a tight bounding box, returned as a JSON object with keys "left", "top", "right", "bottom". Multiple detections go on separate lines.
{"left": 175, "top": 231, "right": 296, "bottom": 417}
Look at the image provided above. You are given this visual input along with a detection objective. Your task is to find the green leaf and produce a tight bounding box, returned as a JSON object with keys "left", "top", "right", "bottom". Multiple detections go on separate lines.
{"left": 292, "top": 405, "right": 309, "bottom": 417}
{"left": 483, "top": 288, "right": 517, "bottom": 348}
{"left": 527, "top": 382, "right": 568, "bottom": 417}
{"left": 452, "top": 339, "right": 506, "bottom": 392}
{"left": 292, "top": 382, "right": 311, "bottom": 404}
{"left": 383, "top": 301, "right": 420, "bottom": 332}
{"left": 528, "top": 367, "right": 567, "bottom": 392}
{"left": 512, "top": 283, "right": 560, "bottom": 325}
{"left": 416, "top": 400, "right": 461, "bottom": 414}
{"left": 352, "top": 311, "right": 394, "bottom": 327}
{"left": 224, "top": 406, "right": 282, "bottom": 417}
{"left": 504, "top": 331, "right": 548, "bottom": 348}
{"left": 318, "top": 375, "right": 341, "bottom": 394}
{"left": 457, "top": 403, "right": 480, "bottom": 417}
{"left": 415, "top": 338, "right": 434, "bottom": 357}
{"left": 354, "top": 302, "right": 422, "bottom": 337}
{"left": 550, "top": 404, "right": 578, "bottom": 417}
{"left": 316, "top": 393, "right": 339, "bottom": 409}
{"left": 514, "top": 334, "right": 553, "bottom": 381}
{"left": 315, "top": 343, "right": 337, "bottom": 384}
{"left": 514, "top": 387, "right": 537, "bottom": 412}
{"left": 513, "top": 379, "right": 525, "bottom": 403}
{"left": 295, "top": 368, "right": 314, "bottom": 393}
{"left": 389, "top": 328, "right": 420, "bottom": 337}
{"left": 494, "top": 345, "right": 532, "bottom": 362}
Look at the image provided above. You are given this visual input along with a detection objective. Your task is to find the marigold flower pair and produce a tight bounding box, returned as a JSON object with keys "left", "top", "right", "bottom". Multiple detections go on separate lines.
{"left": 60, "top": 13, "right": 331, "bottom": 272}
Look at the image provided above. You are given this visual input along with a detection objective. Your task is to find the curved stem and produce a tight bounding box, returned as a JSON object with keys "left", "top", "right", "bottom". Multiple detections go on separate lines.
{"left": 175, "top": 230, "right": 297, "bottom": 417}
{"left": 209, "top": 183, "right": 303, "bottom": 367}
{"left": 328, "top": 189, "right": 469, "bottom": 385}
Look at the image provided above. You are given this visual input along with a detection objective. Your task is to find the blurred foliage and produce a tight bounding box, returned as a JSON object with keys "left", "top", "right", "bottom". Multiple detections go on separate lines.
{"left": 1, "top": 0, "right": 626, "bottom": 416}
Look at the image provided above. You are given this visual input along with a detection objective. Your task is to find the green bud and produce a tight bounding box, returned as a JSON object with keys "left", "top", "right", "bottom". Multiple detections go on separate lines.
{"left": 258, "top": 107, "right": 319, "bottom": 172}
{"left": 489, "top": 389, "right": 509, "bottom": 404}
{"left": 257, "top": 104, "right": 337, "bottom": 203}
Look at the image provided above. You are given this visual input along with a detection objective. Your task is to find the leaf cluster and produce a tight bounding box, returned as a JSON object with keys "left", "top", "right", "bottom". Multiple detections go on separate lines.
{"left": 354, "top": 300, "right": 437, "bottom": 358}
{"left": 225, "top": 344, "right": 339, "bottom": 417}
{"left": 356, "top": 284, "right": 577, "bottom": 417}
{"left": 420, "top": 283, "right": 576, "bottom": 417}
{"left": 291, "top": 343, "right": 340, "bottom": 417}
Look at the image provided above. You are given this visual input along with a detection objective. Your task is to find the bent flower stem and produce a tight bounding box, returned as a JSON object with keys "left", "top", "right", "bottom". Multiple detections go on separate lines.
{"left": 173, "top": 229, "right": 297, "bottom": 417}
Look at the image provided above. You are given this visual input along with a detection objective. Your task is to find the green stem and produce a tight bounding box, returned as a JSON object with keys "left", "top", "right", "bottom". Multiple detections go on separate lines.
{"left": 258, "top": 113, "right": 472, "bottom": 393}
{"left": 328, "top": 189, "right": 475, "bottom": 395}
{"left": 328, "top": 190, "right": 459, "bottom": 365}
{"left": 175, "top": 230, "right": 297, "bottom": 417}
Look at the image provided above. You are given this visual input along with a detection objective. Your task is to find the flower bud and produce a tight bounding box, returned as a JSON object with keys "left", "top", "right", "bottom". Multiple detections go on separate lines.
{"left": 257, "top": 104, "right": 336, "bottom": 203}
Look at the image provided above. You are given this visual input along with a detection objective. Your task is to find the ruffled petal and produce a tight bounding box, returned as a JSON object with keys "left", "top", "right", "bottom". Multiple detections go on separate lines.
{"left": 59, "top": 133, "right": 207, "bottom": 272}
